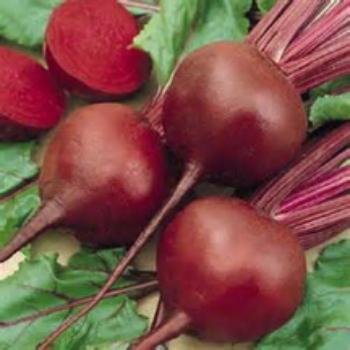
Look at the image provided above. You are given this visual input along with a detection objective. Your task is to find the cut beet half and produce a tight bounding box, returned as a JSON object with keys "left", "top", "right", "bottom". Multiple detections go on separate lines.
{"left": 0, "top": 47, "right": 66, "bottom": 140}
{"left": 45, "top": 0, "right": 152, "bottom": 99}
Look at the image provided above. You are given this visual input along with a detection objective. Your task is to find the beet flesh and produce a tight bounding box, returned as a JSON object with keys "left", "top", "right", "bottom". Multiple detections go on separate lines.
{"left": 45, "top": 0, "right": 151, "bottom": 99}
{"left": 152, "top": 197, "right": 306, "bottom": 344}
{"left": 0, "top": 46, "right": 66, "bottom": 140}
{"left": 0, "top": 103, "right": 168, "bottom": 261}
{"left": 163, "top": 42, "right": 307, "bottom": 187}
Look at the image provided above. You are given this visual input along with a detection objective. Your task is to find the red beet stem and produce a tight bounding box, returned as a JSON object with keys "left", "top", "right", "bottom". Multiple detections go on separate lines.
{"left": 251, "top": 123, "right": 350, "bottom": 213}
{"left": 276, "top": 194, "right": 350, "bottom": 232}
{"left": 299, "top": 221, "right": 350, "bottom": 249}
{"left": 0, "top": 200, "right": 64, "bottom": 263}
{"left": 38, "top": 162, "right": 202, "bottom": 349}
{"left": 141, "top": 88, "right": 166, "bottom": 139}
{"left": 251, "top": 123, "right": 349, "bottom": 248}
{"left": 151, "top": 298, "right": 166, "bottom": 330}
{"left": 132, "top": 311, "right": 191, "bottom": 350}
{"left": 277, "top": 166, "right": 350, "bottom": 214}
{"left": 248, "top": 0, "right": 349, "bottom": 91}
{"left": 118, "top": 0, "right": 160, "bottom": 14}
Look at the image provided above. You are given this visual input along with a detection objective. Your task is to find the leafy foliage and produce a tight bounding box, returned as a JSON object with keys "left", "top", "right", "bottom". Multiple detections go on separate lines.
{"left": 134, "top": 0, "right": 252, "bottom": 85}
{"left": 0, "top": 185, "right": 40, "bottom": 248}
{"left": 310, "top": 93, "right": 350, "bottom": 127}
{"left": 0, "top": 248, "right": 147, "bottom": 350}
{"left": 0, "top": 0, "right": 62, "bottom": 48}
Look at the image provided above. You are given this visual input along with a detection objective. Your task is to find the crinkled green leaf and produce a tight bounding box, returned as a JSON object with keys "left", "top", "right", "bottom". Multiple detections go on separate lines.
{"left": 258, "top": 239, "right": 350, "bottom": 350}
{"left": 0, "top": 0, "right": 63, "bottom": 48}
{"left": 0, "top": 248, "right": 147, "bottom": 350}
{"left": 310, "top": 77, "right": 350, "bottom": 99}
{"left": 256, "top": 0, "right": 276, "bottom": 14}
{"left": 134, "top": 0, "right": 252, "bottom": 85}
{"left": 310, "top": 93, "right": 350, "bottom": 127}
{"left": 0, "top": 142, "right": 38, "bottom": 195}
{"left": 0, "top": 185, "right": 40, "bottom": 248}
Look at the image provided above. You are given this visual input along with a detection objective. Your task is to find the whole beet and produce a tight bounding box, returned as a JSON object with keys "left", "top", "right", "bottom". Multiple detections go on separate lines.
{"left": 45, "top": 0, "right": 151, "bottom": 99}
{"left": 163, "top": 42, "right": 307, "bottom": 186}
{"left": 134, "top": 197, "right": 306, "bottom": 348}
{"left": 0, "top": 103, "right": 168, "bottom": 261}
{"left": 0, "top": 46, "right": 66, "bottom": 140}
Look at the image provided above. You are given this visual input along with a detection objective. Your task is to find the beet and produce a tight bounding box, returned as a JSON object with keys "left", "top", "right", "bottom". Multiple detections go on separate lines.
{"left": 45, "top": 0, "right": 151, "bottom": 99}
{"left": 0, "top": 103, "right": 168, "bottom": 261}
{"left": 164, "top": 42, "right": 307, "bottom": 186}
{"left": 0, "top": 46, "right": 66, "bottom": 140}
{"left": 133, "top": 197, "right": 306, "bottom": 348}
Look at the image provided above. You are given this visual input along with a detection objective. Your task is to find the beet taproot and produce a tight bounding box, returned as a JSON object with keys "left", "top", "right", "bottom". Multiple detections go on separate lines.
{"left": 133, "top": 197, "right": 306, "bottom": 348}
{"left": 0, "top": 46, "right": 66, "bottom": 140}
{"left": 0, "top": 103, "right": 168, "bottom": 261}
{"left": 45, "top": 0, "right": 151, "bottom": 99}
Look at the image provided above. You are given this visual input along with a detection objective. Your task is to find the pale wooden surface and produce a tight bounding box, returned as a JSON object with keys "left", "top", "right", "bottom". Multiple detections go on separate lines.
{"left": 1, "top": 227, "right": 349, "bottom": 349}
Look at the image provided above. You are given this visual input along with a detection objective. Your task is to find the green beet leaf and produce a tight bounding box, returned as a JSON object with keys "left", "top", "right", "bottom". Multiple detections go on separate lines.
{"left": 258, "top": 239, "right": 350, "bottom": 350}
{"left": 310, "top": 93, "right": 350, "bottom": 127}
{"left": 0, "top": 185, "right": 40, "bottom": 248}
{"left": 310, "top": 77, "right": 350, "bottom": 99}
{"left": 134, "top": 0, "right": 252, "bottom": 85}
{"left": 0, "top": 248, "right": 148, "bottom": 350}
{"left": 0, "top": 141, "right": 39, "bottom": 196}
{"left": 0, "top": 0, "right": 63, "bottom": 48}
{"left": 256, "top": 0, "right": 276, "bottom": 14}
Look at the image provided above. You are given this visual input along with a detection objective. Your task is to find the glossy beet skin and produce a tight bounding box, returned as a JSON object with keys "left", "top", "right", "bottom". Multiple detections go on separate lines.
{"left": 157, "top": 197, "right": 306, "bottom": 343}
{"left": 0, "top": 46, "right": 65, "bottom": 140}
{"left": 40, "top": 103, "right": 168, "bottom": 246}
{"left": 0, "top": 103, "right": 168, "bottom": 262}
{"left": 45, "top": 0, "right": 151, "bottom": 99}
{"left": 163, "top": 42, "right": 307, "bottom": 186}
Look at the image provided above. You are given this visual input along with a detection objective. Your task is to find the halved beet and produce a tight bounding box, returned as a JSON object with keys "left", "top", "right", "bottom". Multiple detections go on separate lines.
{"left": 45, "top": 0, "right": 152, "bottom": 99}
{"left": 0, "top": 46, "right": 66, "bottom": 140}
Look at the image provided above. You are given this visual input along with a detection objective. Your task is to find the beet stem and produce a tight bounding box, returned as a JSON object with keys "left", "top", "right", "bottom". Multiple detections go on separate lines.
{"left": 118, "top": 0, "right": 160, "bottom": 13}
{"left": 141, "top": 88, "right": 166, "bottom": 139}
{"left": 38, "top": 162, "right": 202, "bottom": 349}
{"left": 0, "top": 280, "right": 158, "bottom": 328}
{"left": 277, "top": 166, "right": 350, "bottom": 214}
{"left": 151, "top": 298, "right": 166, "bottom": 330}
{"left": 299, "top": 221, "right": 350, "bottom": 249}
{"left": 251, "top": 123, "right": 350, "bottom": 213}
{"left": 0, "top": 200, "right": 64, "bottom": 263}
{"left": 132, "top": 311, "right": 191, "bottom": 350}
{"left": 278, "top": 194, "right": 350, "bottom": 232}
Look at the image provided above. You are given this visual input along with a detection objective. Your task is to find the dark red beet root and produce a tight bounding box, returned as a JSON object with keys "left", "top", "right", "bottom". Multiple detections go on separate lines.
{"left": 134, "top": 197, "right": 306, "bottom": 348}
{"left": 163, "top": 42, "right": 307, "bottom": 187}
{"left": 0, "top": 46, "right": 66, "bottom": 140}
{"left": 0, "top": 103, "right": 168, "bottom": 261}
{"left": 45, "top": 0, "right": 151, "bottom": 99}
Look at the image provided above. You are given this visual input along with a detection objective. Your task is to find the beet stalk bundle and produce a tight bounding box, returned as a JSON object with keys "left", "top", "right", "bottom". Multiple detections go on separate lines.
{"left": 35, "top": 0, "right": 350, "bottom": 347}
{"left": 252, "top": 122, "right": 350, "bottom": 249}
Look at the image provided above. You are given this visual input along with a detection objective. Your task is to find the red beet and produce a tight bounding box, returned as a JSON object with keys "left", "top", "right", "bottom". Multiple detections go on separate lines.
{"left": 0, "top": 103, "right": 168, "bottom": 261}
{"left": 133, "top": 197, "right": 306, "bottom": 348}
{"left": 0, "top": 46, "right": 66, "bottom": 140}
{"left": 45, "top": 0, "right": 151, "bottom": 99}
